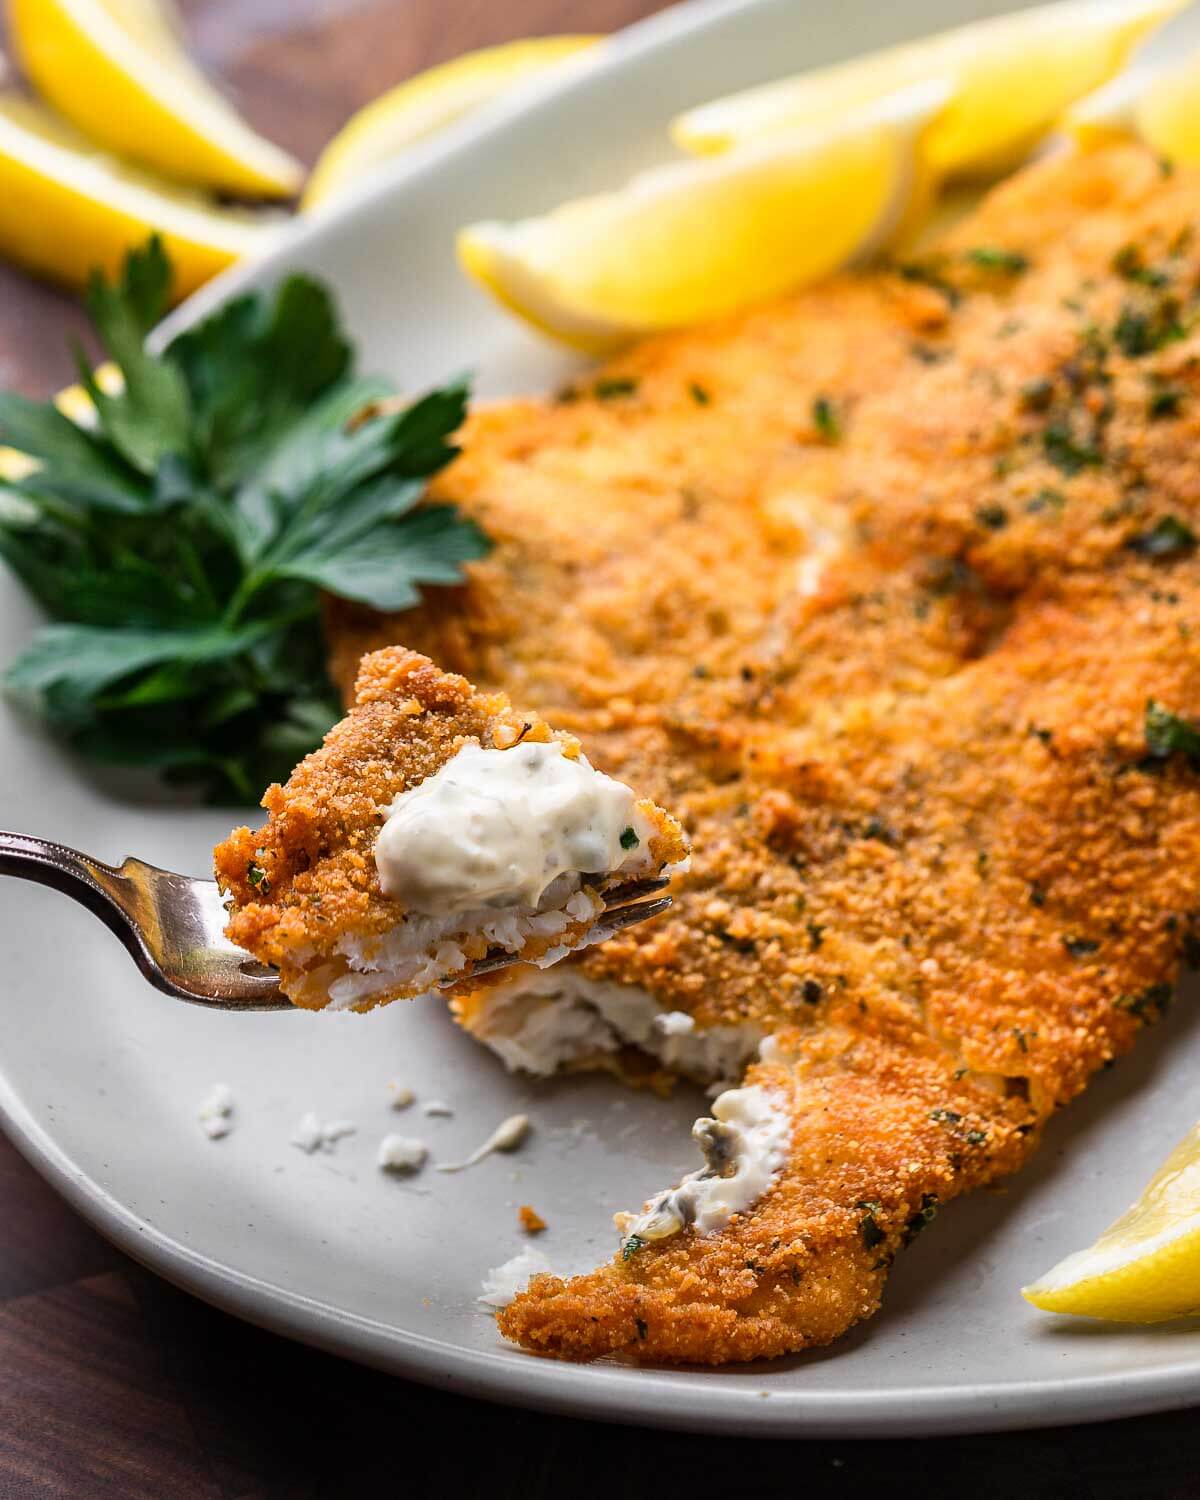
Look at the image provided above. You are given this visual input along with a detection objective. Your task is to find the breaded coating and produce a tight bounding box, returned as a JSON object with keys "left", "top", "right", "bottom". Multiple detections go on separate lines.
{"left": 215, "top": 647, "right": 687, "bottom": 1010}
{"left": 329, "top": 146, "right": 1200, "bottom": 1362}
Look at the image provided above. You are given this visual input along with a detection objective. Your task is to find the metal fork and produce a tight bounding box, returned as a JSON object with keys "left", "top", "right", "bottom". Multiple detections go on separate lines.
{"left": 0, "top": 831, "right": 672, "bottom": 1011}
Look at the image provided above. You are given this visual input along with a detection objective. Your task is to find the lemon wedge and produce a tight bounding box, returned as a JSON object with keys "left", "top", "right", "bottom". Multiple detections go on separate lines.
{"left": 457, "top": 80, "right": 946, "bottom": 352}
{"left": 1067, "top": 0, "right": 1200, "bottom": 162}
{"left": 671, "top": 0, "right": 1181, "bottom": 178}
{"left": 7, "top": 0, "right": 302, "bottom": 197}
{"left": 0, "top": 362, "right": 122, "bottom": 484}
{"left": 1023, "top": 1121, "right": 1200, "bottom": 1322}
{"left": 0, "top": 90, "right": 282, "bottom": 295}
{"left": 304, "top": 36, "right": 599, "bottom": 211}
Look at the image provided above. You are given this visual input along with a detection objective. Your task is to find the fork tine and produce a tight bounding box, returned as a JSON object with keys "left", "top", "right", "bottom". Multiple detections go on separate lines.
{"left": 453, "top": 894, "right": 673, "bottom": 982}
{"left": 600, "top": 876, "right": 670, "bottom": 908}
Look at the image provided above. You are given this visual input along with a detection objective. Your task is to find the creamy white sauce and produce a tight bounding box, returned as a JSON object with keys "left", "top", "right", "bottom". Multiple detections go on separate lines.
{"left": 437, "top": 1112, "right": 530, "bottom": 1174}
{"left": 375, "top": 740, "right": 650, "bottom": 915}
{"left": 460, "top": 970, "right": 762, "bottom": 1089}
{"left": 615, "top": 1085, "right": 791, "bottom": 1245}
{"left": 478, "top": 1246, "right": 553, "bottom": 1308}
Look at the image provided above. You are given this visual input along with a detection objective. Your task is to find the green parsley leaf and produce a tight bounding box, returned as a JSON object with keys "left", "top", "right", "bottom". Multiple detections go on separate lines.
{"left": 0, "top": 238, "right": 487, "bottom": 802}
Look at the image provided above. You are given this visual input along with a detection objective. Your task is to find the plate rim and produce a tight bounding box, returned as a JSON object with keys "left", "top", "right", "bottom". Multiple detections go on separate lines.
{"left": 7, "top": 1071, "right": 1200, "bottom": 1438}
{"left": 5, "top": 0, "right": 1200, "bottom": 1437}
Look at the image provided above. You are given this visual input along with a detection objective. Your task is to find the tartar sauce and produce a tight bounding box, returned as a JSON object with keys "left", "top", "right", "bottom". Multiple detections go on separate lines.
{"left": 616, "top": 1085, "right": 791, "bottom": 1247}
{"left": 375, "top": 740, "right": 647, "bottom": 914}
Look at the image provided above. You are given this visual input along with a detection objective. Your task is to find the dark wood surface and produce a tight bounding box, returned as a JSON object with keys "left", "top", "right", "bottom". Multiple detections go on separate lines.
{"left": 1, "top": 3, "right": 1199, "bottom": 1493}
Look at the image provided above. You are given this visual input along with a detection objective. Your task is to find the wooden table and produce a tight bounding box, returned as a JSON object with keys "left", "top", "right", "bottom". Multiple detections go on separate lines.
{"left": 0, "top": 3, "right": 1197, "bottom": 1493}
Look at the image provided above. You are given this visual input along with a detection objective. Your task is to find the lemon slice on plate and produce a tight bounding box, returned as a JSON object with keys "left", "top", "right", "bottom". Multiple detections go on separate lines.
{"left": 1024, "top": 1121, "right": 1200, "bottom": 1322}
{"left": 671, "top": 0, "right": 1180, "bottom": 178}
{"left": 1067, "top": 0, "right": 1200, "bottom": 162}
{"left": 457, "top": 79, "right": 947, "bottom": 352}
{"left": 0, "top": 90, "right": 282, "bottom": 295}
{"left": 7, "top": 0, "right": 302, "bottom": 196}
{"left": 304, "top": 36, "right": 600, "bottom": 210}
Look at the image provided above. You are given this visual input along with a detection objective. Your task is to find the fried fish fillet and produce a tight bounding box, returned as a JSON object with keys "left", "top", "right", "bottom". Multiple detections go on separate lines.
{"left": 215, "top": 647, "right": 687, "bottom": 1011}
{"left": 328, "top": 144, "right": 1200, "bottom": 1363}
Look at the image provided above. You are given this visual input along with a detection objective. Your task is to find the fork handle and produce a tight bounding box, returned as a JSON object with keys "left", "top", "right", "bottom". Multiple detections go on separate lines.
{"left": 0, "top": 831, "right": 146, "bottom": 971}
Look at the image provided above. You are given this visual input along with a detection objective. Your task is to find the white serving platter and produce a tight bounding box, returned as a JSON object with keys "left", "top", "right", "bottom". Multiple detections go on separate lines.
{"left": 3, "top": 0, "right": 1200, "bottom": 1437}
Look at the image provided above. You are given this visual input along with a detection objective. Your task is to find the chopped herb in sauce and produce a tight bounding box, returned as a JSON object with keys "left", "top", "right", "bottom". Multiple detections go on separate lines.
{"left": 930, "top": 1109, "right": 963, "bottom": 1125}
{"left": 807, "top": 919, "right": 826, "bottom": 951}
{"left": 687, "top": 381, "right": 711, "bottom": 406}
{"left": 619, "top": 826, "right": 640, "bottom": 851}
{"left": 247, "top": 861, "right": 270, "bottom": 894}
{"left": 622, "top": 1233, "right": 646, "bottom": 1261}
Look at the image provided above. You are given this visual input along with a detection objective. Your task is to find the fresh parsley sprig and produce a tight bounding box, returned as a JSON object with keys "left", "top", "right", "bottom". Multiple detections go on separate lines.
{"left": 0, "top": 238, "right": 487, "bottom": 801}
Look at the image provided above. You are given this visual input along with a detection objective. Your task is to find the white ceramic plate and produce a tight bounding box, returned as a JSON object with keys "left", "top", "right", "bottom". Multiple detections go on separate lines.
{"left": 4, "top": 0, "right": 1200, "bottom": 1439}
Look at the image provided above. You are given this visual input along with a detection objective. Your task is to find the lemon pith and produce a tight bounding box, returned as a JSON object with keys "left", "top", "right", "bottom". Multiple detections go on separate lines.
{"left": 304, "top": 36, "right": 600, "bottom": 210}
{"left": 1023, "top": 1121, "right": 1200, "bottom": 1322}
{"left": 0, "top": 90, "right": 281, "bottom": 296}
{"left": 8, "top": 0, "right": 302, "bottom": 196}
{"left": 671, "top": 0, "right": 1181, "bottom": 177}
{"left": 457, "top": 80, "right": 946, "bottom": 352}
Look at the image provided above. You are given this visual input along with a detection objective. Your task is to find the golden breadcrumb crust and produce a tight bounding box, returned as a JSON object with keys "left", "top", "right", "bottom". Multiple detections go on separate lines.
{"left": 214, "top": 647, "right": 687, "bottom": 1009}
{"left": 327, "top": 146, "right": 1200, "bottom": 1362}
